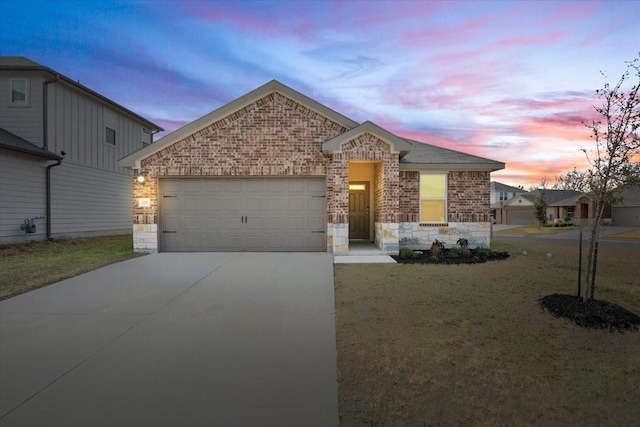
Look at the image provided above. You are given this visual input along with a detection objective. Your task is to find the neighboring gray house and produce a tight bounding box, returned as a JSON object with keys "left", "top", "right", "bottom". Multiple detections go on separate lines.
{"left": 490, "top": 181, "right": 525, "bottom": 224}
{"left": 0, "top": 57, "right": 162, "bottom": 243}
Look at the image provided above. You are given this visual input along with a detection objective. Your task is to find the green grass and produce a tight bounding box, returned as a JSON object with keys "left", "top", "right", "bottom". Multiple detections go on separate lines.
{"left": 605, "top": 228, "right": 640, "bottom": 241}
{"left": 335, "top": 240, "right": 640, "bottom": 426}
{"left": 0, "top": 235, "right": 144, "bottom": 300}
{"left": 495, "top": 225, "right": 576, "bottom": 235}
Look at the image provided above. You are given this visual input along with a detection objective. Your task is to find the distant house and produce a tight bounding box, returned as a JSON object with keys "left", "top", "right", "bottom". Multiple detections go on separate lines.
{"left": 0, "top": 57, "right": 162, "bottom": 243}
{"left": 502, "top": 189, "right": 611, "bottom": 226}
{"left": 612, "top": 186, "right": 640, "bottom": 226}
{"left": 490, "top": 181, "right": 525, "bottom": 224}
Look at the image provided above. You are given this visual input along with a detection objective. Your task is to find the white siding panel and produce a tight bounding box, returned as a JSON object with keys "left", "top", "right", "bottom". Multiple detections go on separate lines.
{"left": 0, "top": 150, "right": 49, "bottom": 243}
{"left": 49, "top": 162, "right": 133, "bottom": 237}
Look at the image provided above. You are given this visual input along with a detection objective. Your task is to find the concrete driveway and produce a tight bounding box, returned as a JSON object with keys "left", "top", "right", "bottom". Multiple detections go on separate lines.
{"left": 0, "top": 253, "right": 338, "bottom": 427}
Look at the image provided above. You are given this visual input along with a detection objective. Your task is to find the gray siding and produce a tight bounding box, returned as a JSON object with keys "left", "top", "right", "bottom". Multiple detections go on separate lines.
{"left": 0, "top": 149, "right": 48, "bottom": 243}
{"left": 0, "top": 72, "right": 44, "bottom": 145}
{"left": 46, "top": 83, "right": 148, "bottom": 174}
{"left": 49, "top": 162, "right": 133, "bottom": 238}
{"left": 1, "top": 71, "right": 152, "bottom": 241}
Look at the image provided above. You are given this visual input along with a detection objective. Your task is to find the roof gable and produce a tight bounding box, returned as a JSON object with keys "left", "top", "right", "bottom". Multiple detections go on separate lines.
{"left": 321, "top": 121, "right": 412, "bottom": 156}
{"left": 120, "top": 80, "right": 359, "bottom": 168}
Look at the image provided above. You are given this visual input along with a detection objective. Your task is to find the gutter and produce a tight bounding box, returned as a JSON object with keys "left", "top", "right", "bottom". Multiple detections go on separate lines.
{"left": 45, "top": 159, "right": 63, "bottom": 240}
{"left": 43, "top": 73, "right": 62, "bottom": 239}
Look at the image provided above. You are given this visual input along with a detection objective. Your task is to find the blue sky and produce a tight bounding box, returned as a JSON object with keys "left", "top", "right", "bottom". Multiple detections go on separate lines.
{"left": 1, "top": 0, "right": 638, "bottom": 187}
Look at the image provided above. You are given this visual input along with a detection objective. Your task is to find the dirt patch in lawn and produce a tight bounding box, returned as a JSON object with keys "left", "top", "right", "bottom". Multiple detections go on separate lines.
{"left": 539, "top": 294, "right": 640, "bottom": 331}
{"left": 335, "top": 240, "right": 640, "bottom": 426}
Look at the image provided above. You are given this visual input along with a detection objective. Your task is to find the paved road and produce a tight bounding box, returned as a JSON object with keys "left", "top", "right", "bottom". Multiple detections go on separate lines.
{"left": 493, "top": 225, "right": 640, "bottom": 249}
{"left": 0, "top": 253, "right": 338, "bottom": 427}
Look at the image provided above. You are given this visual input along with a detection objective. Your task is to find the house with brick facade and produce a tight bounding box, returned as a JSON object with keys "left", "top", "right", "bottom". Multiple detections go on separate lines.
{"left": 119, "top": 80, "right": 504, "bottom": 254}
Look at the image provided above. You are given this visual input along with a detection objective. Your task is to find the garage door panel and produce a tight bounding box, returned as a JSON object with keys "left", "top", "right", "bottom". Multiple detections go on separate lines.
{"left": 161, "top": 178, "right": 326, "bottom": 252}
{"left": 247, "top": 198, "right": 264, "bottom": 211}
{"left": 266, "top": 198, "right": 284, "bottom": 211}
{"left": 308, "top": 198, "right": 324, "bottom": 211}
{"left": 265, "top": 180, "right": 284, "bottom": 192}
{"left": 247, "top": 180, "right": 264, "bottom": 192}
{"left": 308, "top": 217, "right": 324, "bottom": 230}
{"left": 182, "top": 180, "right": 202, "bottom": 193}
{"left": 205, "top": 217, "right": 222, "bottom": 230}
{"left": 224, "top": 197, "right": 244, "bottom": 211}
{"left": 287, "top": 199, "right": 304, "bottom": 211}
{"left": 246, "top": 217, "right": 264, "bottom": 230}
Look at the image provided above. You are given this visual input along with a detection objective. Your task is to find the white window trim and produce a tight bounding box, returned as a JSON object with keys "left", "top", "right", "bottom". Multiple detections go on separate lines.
{"left": 419, "top": 172, "right": 448, "bottom": 223}
{"left": 9, "top": 78, "right": 29, "bottom": 107}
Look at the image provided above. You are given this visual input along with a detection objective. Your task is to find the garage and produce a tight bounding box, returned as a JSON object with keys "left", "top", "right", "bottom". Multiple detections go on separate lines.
{"left": 611, "top": 206, "right": 640, "bottom": 226}
{"left": 160, "top": 178, "right": 326, "bottom": 252}
{"left": 506, "top": 208, "right": 536, "bottom": 225}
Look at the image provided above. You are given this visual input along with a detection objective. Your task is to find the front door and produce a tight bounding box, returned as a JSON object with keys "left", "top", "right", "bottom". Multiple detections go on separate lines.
{"left": 349, "top": 182, "right": 370, "bottom": 240}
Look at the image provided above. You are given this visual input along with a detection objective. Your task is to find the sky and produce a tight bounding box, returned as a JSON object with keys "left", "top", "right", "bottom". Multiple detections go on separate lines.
{"left": 1, "top": 0, "right": 638, "bottom": 188}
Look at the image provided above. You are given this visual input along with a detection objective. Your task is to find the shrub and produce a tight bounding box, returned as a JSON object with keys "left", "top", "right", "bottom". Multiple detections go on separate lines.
{"left": 430, "top": 240, "right": 445, "bottom": 259}
{"left": 456, "top": 238, "right": 472, "bottom": 257}
{"left": 399, "top": 247, "right": 416, "bottom": 259}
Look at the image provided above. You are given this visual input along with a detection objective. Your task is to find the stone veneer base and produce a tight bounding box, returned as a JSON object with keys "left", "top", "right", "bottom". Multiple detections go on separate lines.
{"left": 398, "top": 222, "right": 491, "bottom": 248}
{"left": 133, "top": 224, "right": 158, "bottom": 253}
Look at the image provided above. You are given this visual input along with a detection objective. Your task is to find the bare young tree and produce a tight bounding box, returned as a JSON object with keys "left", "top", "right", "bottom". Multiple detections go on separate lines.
{"left": 581, "top": 54, "right": 640, "bottom": 302}
{"left": 553, "top": 167, "right": 590, "bottom": 192}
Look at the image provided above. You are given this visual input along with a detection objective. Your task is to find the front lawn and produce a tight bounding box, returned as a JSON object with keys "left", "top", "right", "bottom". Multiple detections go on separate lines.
{"left": 0, "top": 235, "right": 143, "bottom": 300}
{"left": 335, "top": 240, "right": 640, "bottom": 426}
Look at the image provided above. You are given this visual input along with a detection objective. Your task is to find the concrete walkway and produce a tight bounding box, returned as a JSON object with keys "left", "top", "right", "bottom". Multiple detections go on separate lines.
{"left": 0, "top": 253, "right": 338, "bottom": 427}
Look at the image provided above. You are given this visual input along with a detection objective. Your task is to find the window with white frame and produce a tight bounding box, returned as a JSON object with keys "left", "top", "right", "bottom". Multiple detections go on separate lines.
{"left": 420, "top": 173, "right": 447, "bottom": 222}
{"left": 10, "top": 79, "right": 28, "bottom": 105}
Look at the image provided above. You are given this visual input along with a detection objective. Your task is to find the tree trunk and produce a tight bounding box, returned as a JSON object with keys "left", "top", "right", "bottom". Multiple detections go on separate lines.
{"left": 583, "top": 201, "right": 607, "bottom": 302}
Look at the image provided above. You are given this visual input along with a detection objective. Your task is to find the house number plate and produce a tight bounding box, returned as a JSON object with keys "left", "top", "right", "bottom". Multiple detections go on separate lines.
{"left": 137, "top": 198, "right": 151, "bottom": 207}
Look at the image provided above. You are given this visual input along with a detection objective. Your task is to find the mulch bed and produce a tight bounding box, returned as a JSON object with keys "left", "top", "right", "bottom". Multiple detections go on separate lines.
{"left": 391, "top": 248, "right": 510, "bottom": 264}
{"left": 539, "top": 294, "right": 640, "bottom": 332}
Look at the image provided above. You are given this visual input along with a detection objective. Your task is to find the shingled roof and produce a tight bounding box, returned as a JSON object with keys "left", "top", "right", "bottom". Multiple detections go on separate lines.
{"left": 0, "top": 127, "right": 61, "bottom": 160}
{"left": 400, "top": 139, "right": 504, "bottom": 171}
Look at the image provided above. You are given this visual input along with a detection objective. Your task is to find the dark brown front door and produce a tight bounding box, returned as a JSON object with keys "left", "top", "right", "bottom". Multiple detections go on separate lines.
{"left": 349, "top": 182, "right": 370, "bottom": 239}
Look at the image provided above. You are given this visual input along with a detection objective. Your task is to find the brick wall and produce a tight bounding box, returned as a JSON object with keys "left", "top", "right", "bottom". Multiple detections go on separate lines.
{"left": 398, "top": 171, "right": 419, "bottom": 222}
{"left": 326, "top": 133, "right": 399, "bottom": 224}
{"left": 133, "top": 92, "right": 346, "bottom": 224}
{"left": 447, "top": 171, "right": 491, "bottom": 222}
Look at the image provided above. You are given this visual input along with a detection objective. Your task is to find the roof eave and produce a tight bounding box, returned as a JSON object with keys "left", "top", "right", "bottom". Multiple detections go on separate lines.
{"left": 0, "top": 143, "right": 62, "bottom": 160}
{"left": 399, "top": 162, "right": 505, "bottom": 172}
{"left": 1, "top": 64, "right": 163, "bottom": 133}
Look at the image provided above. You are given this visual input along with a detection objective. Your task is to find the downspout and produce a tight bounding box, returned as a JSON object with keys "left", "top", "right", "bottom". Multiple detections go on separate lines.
{"left": 46, "top": 159, "right": 62, "bottom": 240}
{"left": 43, "top": 73, "right": 61, "bottom": 239}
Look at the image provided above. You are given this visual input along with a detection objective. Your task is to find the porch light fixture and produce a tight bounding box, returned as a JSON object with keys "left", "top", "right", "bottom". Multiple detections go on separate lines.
{"left": 137, "top": 170, "right": 145, "bottom": 185}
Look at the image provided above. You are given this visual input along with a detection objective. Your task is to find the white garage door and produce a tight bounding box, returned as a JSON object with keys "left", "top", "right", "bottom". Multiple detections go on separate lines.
{"left": 160, "top": 178, "right": 326, "bottom": 252}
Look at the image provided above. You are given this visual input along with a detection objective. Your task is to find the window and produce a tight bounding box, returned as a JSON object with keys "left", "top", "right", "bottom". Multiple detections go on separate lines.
{"left": 420, "top": 173, "right": 447, "bottom": 222}
{"left": 10, "top": 79, "right": 28, "bottom": 105}
{"left": 105, "top": 127, "right": 116, "bottom": 145}
{"left": 567, "top": 206, "right": 575, "bottom": 218}
{"left": 141, "top": 127, "right": 151, "bottom": 146}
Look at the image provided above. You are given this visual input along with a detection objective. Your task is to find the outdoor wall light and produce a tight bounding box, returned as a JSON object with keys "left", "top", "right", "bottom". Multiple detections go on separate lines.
{"left": 137, "top": 170, "right": 145, "bottom": 185}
